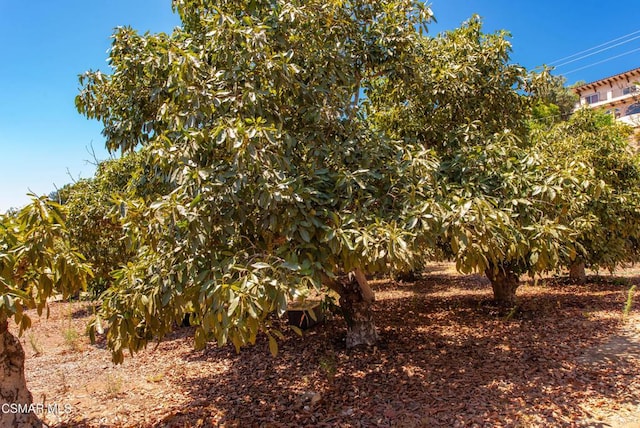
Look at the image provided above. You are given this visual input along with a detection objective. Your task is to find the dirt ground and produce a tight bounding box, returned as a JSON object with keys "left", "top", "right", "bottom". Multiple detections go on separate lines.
{"left": 10, "top": 264, "right": 640, "bottom": 427}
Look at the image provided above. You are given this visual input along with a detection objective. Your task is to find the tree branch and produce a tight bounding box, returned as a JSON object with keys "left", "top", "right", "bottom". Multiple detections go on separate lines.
{"left": 353, "top": 269, "right": 375, "bottom": 302}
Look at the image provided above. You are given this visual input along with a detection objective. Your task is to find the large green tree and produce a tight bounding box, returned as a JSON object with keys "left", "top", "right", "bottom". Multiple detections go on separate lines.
{"left": 0, "top": 197, "right": 91, "bottom": 427}
{"left": 77, "top": 0, "right": 439, "bottom": 359}
{"left": 368, "top": 18, "right": 591, "bottom": 304}
{"left": 76, "top": 1, "right": 598, "bottom": 364}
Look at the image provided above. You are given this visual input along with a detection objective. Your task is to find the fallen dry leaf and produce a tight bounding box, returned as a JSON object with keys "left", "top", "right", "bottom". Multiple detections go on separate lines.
{"left": 12, "top": 263, "right": 640, "bottom": 427}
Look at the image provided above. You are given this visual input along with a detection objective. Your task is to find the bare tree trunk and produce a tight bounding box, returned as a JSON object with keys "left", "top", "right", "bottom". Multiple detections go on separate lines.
{"left": 326, "top": 270, "right": 379, "bottom": 348}
{"left": 569, "top": 259, "right": 586, "bottom": 284}
{"left": 485, "top": 265, "right": 520, "bottom": 305}
{"left": 0, "top": 315, "right": 42, "bottom": 428}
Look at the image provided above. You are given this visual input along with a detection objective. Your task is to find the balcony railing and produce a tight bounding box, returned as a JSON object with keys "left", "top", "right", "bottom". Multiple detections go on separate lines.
{"left": 582, "top": 88, "right": 639, "bottom": 108}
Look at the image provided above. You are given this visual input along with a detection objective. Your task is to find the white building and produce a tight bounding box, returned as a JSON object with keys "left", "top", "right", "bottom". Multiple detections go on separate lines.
{"left": 573, "top": 67, "right": 640, "bottom": 127}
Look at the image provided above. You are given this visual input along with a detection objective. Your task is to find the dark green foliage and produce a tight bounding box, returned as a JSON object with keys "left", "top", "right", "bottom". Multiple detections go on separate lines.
{"left": 77, "top": 0, "right": 438, "bottom": 362}
{"left": 0, "top": 196, "right": 92, "bottom": 332}
{"left": 533, "top": 108, "right": 640, "bottom": 272}
{"left": 368, "top": 17, "right": 590, "bottom": 301}
{"left": 72, "top": 0, "right": 640, "bottom": 359}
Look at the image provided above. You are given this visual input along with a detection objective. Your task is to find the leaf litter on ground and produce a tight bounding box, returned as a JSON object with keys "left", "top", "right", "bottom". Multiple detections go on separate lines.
{"left": 15, "top": 263, "right": 640, "bottom": 427}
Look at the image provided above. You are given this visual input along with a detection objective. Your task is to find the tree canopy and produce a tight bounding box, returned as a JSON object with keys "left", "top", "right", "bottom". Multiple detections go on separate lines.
{"left": 367, "top": 19, "right": 593, "bottom": 302}
{"left": 0, "top": 196, "right": 91, "bottom": 331}
{"left": 532, "top": 108, "right": 640, "bottom": 276}
{"left": 77, "top": 0, "right": 441, "bottom": 360}
{"left": 72, "top": 0, "right": 640, "bottom": 362}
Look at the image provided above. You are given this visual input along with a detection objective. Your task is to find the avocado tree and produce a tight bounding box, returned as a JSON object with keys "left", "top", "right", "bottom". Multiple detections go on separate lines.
{"left": 77, "top": 0, "right": 442, "bottom": 358}
{"left": 367, "top": 18, "right": 592, "bottom": 304}
{"left": 437, "top": 135, "right": 590, "bottom": 303}
{"left": 528, "top": 71, "right": 579, "bottom": 123}
{"left": 532, "top": 108, "right": 640, "bottom": 282}
{"left": 0, "top": 196, "right": 91, "bottom": 427}
{"left": 53, "top": 156, "right": 136, "bottom": 296}
{"left": 54, "top": 151, "right": 172, "bottom": 296}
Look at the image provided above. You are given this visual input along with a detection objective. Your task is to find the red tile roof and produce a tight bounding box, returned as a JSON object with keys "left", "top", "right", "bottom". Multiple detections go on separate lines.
{"left": 573, "top": 66, "right": 640, "bottom": 93}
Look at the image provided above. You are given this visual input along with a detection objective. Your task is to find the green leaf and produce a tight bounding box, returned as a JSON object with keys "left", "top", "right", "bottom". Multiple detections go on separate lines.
{"left": 251, "top": 262, "right": 271, "bottom": 270}
{"left": 300, "top": 228, "right": 311, "bottom": 243}
{"left": 281, "top": 261, "right": 300, "bottom": 271}
{"left": 227, "top": 296, "right": 240, "bottom": 317}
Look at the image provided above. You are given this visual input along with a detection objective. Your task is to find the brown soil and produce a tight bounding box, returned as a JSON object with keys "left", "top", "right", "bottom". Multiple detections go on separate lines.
{"left": 10, "top": 264, "right": 640, "bottom": 427}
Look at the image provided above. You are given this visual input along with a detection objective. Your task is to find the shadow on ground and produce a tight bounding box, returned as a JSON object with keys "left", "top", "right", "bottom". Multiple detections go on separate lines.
{"left": 104, "top": 273, "right": 640, "bottom": 427}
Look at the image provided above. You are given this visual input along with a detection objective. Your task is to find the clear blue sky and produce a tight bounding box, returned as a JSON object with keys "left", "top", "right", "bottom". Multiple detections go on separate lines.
{"left": 1, "top": 0, "right": 639, "bottom": 212}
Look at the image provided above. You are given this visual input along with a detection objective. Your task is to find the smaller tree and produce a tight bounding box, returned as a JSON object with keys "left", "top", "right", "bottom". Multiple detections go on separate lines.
{"left": 57, "top": 151, "right": 169, "bottom": 296}
{"left": 533, "top": 108, "right": 640, "bottom": 282}
{"left": 0, "top": 196, "right": 92, "bottom": 427}
{"left": 437, "top": 131, "right": 589, "bottom": 304}
{"left": 527, "top": 70, "right": 579, "bottom": 123}
{"left": 367, "top": 17, "right": 589, "bottom": 304}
